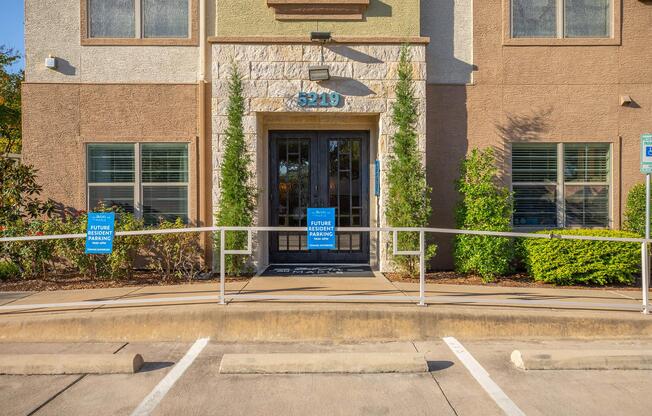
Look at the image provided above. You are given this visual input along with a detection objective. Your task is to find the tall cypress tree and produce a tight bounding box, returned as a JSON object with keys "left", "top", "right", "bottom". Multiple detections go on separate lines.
{"left": 386, "top": 45, "right": 436, "bottom": 276}
{"left": 215, "top": 64, "right": 256, "bottom": 275}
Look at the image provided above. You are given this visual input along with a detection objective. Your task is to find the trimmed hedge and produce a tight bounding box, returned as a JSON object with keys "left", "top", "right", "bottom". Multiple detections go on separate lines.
{"left": 521, "top": 229, "right": 640, "bottom": 286}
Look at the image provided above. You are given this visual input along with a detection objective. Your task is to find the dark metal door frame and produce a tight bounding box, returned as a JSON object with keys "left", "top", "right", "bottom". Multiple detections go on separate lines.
{"left": 269, "top": 130, "right": 370, "bottom": 264}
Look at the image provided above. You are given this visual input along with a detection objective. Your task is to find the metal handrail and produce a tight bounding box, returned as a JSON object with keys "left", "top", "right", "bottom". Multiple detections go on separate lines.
{"left": 1, "top": 225, "right": 650, "bottom": 314}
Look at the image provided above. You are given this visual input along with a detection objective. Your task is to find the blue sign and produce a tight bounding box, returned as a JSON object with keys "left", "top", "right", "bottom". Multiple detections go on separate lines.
{"left": 307, "top": 208, "right": 336, "bottom": 250}
{"left": 85, "top": 212, "right": 116, "bottom": 255}
{"left": 374, "top": 160, "right": 381, "bottom": 197}
{"left": 641, "top": 134, "right": 652, "bottom": 174}
{"left": 298, "top": 92, "right": 342, "bottom": 108}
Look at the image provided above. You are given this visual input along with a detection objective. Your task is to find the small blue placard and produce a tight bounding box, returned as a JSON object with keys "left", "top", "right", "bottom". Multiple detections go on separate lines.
{"left": 85, "top": 212, "right": 116, "bottom": 255}
{"left": 374, "top": 160, "right": 381, "bottom": 197}
{"left": 307, "top": 208, "right": 336, "bottom": 250}
{"left": 641, "top": 134, "right": 652, "bottom": 174}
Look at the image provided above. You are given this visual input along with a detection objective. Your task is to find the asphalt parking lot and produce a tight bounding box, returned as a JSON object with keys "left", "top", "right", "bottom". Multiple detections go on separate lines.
{"left": 0, "top": 339, "right": 650, "bottom": 416}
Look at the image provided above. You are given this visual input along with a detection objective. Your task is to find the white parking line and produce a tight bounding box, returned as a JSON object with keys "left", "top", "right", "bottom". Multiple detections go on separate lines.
{"left": 443, "top": 337, "right": 526, "bottom": 416}
{"left": 131, "top": 338, "right": 210, "bottom": 416}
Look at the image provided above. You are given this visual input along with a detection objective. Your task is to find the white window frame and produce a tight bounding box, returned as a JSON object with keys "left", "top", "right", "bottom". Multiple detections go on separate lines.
{"left": 86, "top": 143, "right": 190, "bottom": 224}
{"left": 87, "top": 0, "right": 192, "bottom": 40}
{"left": 510, "top": 0, "right": 614, "bottom": 39}
{"left": 510, "top": 142, "right": 612, "bottom": 230}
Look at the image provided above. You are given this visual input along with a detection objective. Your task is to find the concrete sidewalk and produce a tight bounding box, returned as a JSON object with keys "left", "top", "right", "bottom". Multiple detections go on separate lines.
{"left": 0, "top": 273, "right": 647, "bottom": 314}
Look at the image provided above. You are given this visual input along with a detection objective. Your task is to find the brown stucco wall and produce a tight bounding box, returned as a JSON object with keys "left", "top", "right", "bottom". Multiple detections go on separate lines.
{"left": 22, "top": 83, "right": 201, "bottom": 222}
{"left": 427, "top": 0, "right": 652, "bottom": 269}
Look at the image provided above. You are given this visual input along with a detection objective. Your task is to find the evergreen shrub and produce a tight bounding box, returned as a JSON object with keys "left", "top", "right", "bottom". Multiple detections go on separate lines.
{"left": 214, "top": 64, "right": 256, "bottom": 276}
{"left": 385, "top": 45, "right": 437, "bottom": 276}
{"left": 623, "top": 183, "right": 646, "bottom": 236}
{"left": 521, "top": 229, "right": 640, "bottom": 286}
{"left": 454, "top": 148, "right": 513, "bottom": 282}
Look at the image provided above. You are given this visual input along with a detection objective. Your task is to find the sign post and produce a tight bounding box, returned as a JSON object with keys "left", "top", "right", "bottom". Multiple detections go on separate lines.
{"left": 85, "top": 212, "right": 116, "bottom": 255}
{"left": 640, "top": 134, "right": 652, "bottom": 314}
{"left": 307, "top": 208, "right": 336, "bottom": 250}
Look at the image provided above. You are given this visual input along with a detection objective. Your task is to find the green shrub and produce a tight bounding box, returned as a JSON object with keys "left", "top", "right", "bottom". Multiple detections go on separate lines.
{"left": 624, "top": 183, "right": 646, "bottom": 236}
{"left": 454, "top": 148, "right": 514, "bottom": 282}
{"left": 149, "top": 218, "right": 202, "bottom": 281}
{"left": 0, "top": 220, "right": 57, "bottom": 278}
{"left": 214, "top": 63, "right": 257, "bottom": 276}
{"left": 0, "top": 260, "right": 19, "bottom": 280}
{"left": 55, "top": 208, "right": 146, "bottom": 279}
{"left": 522, "top": 229, "right": 640, "bottom": 286}
{"left": 385, "top": 44, "right": 437, "bottom": 276}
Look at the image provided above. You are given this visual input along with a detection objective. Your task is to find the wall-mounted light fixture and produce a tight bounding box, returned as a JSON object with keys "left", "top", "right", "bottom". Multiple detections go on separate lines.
{"left": 308, "top": 32, "right": 332, "bottom": 82}
{"left": 308, "top": 65, "right": 331, "bottom": 81}
{"left": 310, "top": 32, "right": 332, "bottom": 42}
{"left": 45, "top": 54, "right": 57, "bottom": 69}
{"left": 620, "top": 95, "right": 633, "bottom": 106}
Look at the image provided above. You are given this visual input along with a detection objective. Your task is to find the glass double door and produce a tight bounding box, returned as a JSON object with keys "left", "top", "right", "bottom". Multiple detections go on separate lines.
{"left": 269, "top": 131, "right": 370, "bottom": 264}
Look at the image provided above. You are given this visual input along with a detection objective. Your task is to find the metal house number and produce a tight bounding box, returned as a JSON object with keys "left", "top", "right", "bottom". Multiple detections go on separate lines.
{"left": 297, "top": 92, "right": 342, "bottom": 108}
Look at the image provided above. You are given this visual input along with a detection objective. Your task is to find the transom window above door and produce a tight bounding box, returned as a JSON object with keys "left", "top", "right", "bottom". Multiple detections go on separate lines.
{"left": 506, "top": 0, "right": 620, "bottom": 45}
{"left": 82, "top": 0, "right": 197, "bottom": 45}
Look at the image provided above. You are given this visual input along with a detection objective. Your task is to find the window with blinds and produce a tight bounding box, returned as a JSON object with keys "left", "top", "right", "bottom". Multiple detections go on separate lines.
{"left": 511, "top": 143, "right": 610, "bottom": 229}
{"left": 87, "top": 144, "right": 136, "bottom": 213}
{"left": 141, "top": 144, "right": 189, "bottom": 225}
{"left": 87, "top": 143, "right": 189, "bottom": 225}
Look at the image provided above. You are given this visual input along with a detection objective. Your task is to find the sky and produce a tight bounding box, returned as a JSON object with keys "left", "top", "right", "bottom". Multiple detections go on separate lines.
{"left": 0, "top": 0, "right": 25, "bottom": 73}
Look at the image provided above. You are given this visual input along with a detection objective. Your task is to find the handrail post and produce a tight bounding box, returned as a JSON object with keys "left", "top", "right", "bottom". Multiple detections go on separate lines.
{"left": 419, "top": 230, "right": 426, "bottom": 307}
{"left": 644, "top": 174, "right": 651, "bottom": 315}
{"left": 220, "top": 228, "right": 226, "bottom": 305}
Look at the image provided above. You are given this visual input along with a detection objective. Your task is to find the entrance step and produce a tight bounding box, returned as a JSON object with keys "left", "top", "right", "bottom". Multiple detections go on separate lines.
{"left": 261, "top": 265, "right": 375, "bottom": 277}
{"left": 218, "top": 353, "right": 428, "bottom": 374}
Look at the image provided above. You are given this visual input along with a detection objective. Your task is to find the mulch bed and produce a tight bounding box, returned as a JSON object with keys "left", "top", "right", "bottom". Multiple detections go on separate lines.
{"left": 385, "top": 271, "right": 640, "bottom": 291}
{"left": 0, "top": 271, "right": 253, "bottom": 292}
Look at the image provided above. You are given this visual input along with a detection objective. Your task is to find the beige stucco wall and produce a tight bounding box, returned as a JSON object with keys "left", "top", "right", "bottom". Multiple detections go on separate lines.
{"left": 211, "top": 43, "right": 427, "bottom": 270}
{"left": 421, "top": 0, "right": 473, "bottom": 84}
{"left": 426, "top": 0, "right": 652, "bottom": 269}
{"left": 21, "top": 83, "right": 201, "bottom": 222}
{"left": 24, "top": 0, "right": 200, "bottom": 84}
{"left": 215, "top": 0, "right": 420, "bottom": 37}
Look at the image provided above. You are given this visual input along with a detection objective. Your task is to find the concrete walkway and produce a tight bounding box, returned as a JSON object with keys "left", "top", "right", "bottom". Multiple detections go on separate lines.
{"left": 0, "top": 273, "right": 647, "bottom": 314}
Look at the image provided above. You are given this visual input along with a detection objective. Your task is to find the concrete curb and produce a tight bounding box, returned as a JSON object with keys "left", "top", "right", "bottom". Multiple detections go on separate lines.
{"left": 511, "top": 349, "right": 652, "bottom": 370}
{"left": 219, "top": 353, "right": 428, "bottom": 374}
{"left": 0, "top": 353, "right": 144, "bottom": 375}
{"left": 1, "top": 304, "right": 651, "bottom": 343}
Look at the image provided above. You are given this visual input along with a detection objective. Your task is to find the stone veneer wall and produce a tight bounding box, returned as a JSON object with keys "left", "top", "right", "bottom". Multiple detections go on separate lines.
{"left": 211, "top": 43, "right": 426, "bottom": 270}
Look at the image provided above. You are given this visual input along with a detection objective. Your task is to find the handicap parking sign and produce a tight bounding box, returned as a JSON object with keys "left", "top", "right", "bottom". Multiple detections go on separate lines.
{"left": 307, "top": 208, "right": 336, "bottom": 250}
{"left": 641, "top": 134, "right": 652, "bottom": 174}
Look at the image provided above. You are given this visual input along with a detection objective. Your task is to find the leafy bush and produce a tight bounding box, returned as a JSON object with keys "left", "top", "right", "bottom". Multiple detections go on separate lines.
{"left": 149, "top": 218, "right": 202, "bottom": 281}
{"left": 521, "top": 229, "right": 640, "bottom": 286}
{"left": 54, "top": 208, "right": 146, "bottom": 279}
{"left": 385, "top": 44, "right": 437, "bottom": 276}
{"left": 0, "top": 260, "right": 19, "bottom": 280}
{"left": 214, "top": 63, "right": 256, "bottom": 276}
{"left": 623, "top": 183, "right": 646, "bottom": 236}
{"left": 454, "top": 148, "right": 514, "bottom": 282}
{"left": 0, "top": 157, "right": 54, "bottom": 225}
{"left": 0, "top": 220, "right": 58, "bottom": 278}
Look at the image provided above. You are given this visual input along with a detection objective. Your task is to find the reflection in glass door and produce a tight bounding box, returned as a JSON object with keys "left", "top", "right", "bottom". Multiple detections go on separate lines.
{"left": 269, "top": 131, "right": 369, "bottom": 264}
